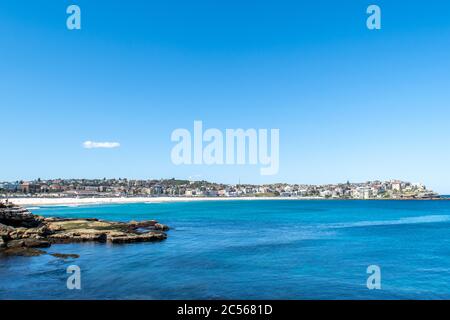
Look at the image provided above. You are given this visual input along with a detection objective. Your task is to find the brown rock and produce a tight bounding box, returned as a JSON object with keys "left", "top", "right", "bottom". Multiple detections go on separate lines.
{"left": 154, "top": 223, "right": 170, "bottom": 231}
{"left": 51, "top": 253, "right": 80, "bottom": 259}
{"left": 6, "top": 239, "right": 51, "bottom": 248}
{"left": 48, "top": 232, "right": 108, "bottom": 243}
{"left": 0, "top": 223, "right": 14, "bottom": 237}
{"left": 0, "top": 206, "right": 44, "bottom": 228}
{"left": 2, "top": 247, "right": 46, "bottom": 257}
{"left": 108, "top": 231, "right": 167, "bottom": 243}
{"left": 129, "top": 220, "right": 158, "bottom": 228}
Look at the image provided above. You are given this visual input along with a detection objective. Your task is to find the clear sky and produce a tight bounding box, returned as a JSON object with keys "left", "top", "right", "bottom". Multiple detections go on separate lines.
{"left": 1, "top": 0, "right": 450, "bottom": 193}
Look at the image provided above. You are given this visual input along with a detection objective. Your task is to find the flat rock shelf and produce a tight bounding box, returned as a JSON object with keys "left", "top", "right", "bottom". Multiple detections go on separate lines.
{"left": 0, "top": 203, "right": 169, "bottom": 258}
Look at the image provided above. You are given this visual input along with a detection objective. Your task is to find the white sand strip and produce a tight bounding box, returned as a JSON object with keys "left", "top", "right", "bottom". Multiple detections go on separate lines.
{"left": 6, "top": 196, "right": 318, "bottom": 207}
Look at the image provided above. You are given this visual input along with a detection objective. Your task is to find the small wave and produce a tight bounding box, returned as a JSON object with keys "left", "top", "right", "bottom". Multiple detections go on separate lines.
{"left": 49, "top": 204, "right": 80, "bottom": 207}
{"left": 25, "top": 207, "right": 41, "bottom": 210}
{"left": 324, "top": 215, "right": 450, "bottom": 230}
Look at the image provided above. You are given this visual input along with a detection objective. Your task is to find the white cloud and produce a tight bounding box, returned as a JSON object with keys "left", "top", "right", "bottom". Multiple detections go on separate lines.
{"left": 83, "top": 141, "right": 121, "bottom": 149}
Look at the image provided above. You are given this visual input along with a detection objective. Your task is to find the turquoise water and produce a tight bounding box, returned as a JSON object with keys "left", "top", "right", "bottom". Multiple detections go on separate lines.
{"left": 1, "top": 200, "right": 450, "bottom": 299}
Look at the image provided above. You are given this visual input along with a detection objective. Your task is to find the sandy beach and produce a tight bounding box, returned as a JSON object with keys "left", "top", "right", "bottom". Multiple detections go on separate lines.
{"left": 6, "top": 196, "right": 310, "bottom": 207}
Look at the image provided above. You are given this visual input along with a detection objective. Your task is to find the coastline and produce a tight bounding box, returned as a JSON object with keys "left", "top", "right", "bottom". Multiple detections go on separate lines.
{"left": 5, "top": 196, "right": 446, "bottom": 207}
{"left": 7, "top": 196, "right": 305, "bottom": 206}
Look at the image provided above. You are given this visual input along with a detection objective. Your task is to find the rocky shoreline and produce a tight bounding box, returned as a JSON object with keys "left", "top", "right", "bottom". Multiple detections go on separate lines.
{"left": 0, "top": 203, "right": 169, "bottom": 258}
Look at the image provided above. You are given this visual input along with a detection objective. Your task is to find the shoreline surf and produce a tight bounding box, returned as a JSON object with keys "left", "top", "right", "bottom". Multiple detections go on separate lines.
{"left": 4, "top": 196, "right": 447, "bottom": 207}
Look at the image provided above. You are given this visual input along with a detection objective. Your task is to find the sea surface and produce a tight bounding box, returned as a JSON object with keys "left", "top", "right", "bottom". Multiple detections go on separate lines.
{"left": 1, "top": 200, "right": 450, "bottom": 300}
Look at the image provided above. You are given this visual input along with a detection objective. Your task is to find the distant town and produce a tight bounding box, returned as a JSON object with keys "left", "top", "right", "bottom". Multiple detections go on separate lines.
{"left": 0, "top": 178, "right": 442, "bottom": 200}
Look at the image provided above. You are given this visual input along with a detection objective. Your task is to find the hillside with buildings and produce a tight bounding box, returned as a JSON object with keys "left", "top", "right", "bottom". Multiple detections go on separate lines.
{"left": 0, "top": 179, "right": 440, "bottom": 200}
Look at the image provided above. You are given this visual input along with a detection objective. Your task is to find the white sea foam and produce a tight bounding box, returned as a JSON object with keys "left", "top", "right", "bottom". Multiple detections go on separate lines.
{"left": 324, "top": 215, "right": 450, "bottom": 230}
{"left": 25, "top": 207, "right": 41, "bottom": 210}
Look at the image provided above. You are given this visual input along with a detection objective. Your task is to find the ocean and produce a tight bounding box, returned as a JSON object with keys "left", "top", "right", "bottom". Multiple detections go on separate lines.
{"left": 1, "top": 200, "right": 450, "bottom": 300}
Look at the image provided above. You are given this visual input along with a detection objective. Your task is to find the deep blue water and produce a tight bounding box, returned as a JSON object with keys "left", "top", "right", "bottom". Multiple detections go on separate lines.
{"left": 1, "top": 200, "right": 450, "bottom": 300}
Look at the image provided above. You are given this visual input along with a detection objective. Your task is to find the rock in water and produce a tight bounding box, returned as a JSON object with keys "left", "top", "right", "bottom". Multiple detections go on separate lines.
{"left": 0, "top": 205, "right": 43, "bottom": 228}
{"left": 51, "top": 253, "right": 80, "bottom": 259}
{"left": 154, "top": 223, "right": 170, "bottom": 231}
{"left": 6, "top": 239, "right": 51, "bottom": 249}
{"left": 2, "top": 247, "right": 47, "bottom": 257}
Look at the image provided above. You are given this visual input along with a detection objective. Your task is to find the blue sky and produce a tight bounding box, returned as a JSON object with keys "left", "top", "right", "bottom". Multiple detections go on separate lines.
{"left": 1, "top": 0, "right": 450, "bottom": 193}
